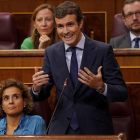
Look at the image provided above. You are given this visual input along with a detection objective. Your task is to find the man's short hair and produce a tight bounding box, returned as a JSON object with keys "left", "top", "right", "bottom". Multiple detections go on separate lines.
{"left": 122, "top": 0, "right": 140, "bottom": 17}
{"left": 54, "top": 1, "right": 83, "bottom": 25}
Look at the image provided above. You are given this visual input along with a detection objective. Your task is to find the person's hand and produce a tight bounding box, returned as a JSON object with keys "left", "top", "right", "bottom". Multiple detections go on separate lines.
{"left": 78, "top": 66, "right": 105, "bottom": 90}
{"left": 39, "top": 35, "right": 50, "bottom": 49}
{"left": 32, "top": 67, "right": 49, "bottom": 92}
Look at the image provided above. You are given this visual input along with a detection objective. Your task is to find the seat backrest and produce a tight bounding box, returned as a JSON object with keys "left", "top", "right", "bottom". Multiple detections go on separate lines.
{"left": 0, "top": 13, "right": 19, "bottom": 49}
{"left": 109, "top": 86, "right": 135, "bottom": 140}
{"left": 110, "top": 14, "right": 129, "bottom": 38}
{"left": 30, "top": 99, "right": 51, "bottom": 128}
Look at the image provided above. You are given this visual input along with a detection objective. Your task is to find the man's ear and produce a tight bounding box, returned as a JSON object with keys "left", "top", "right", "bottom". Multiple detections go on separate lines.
{"left": 79, "top": 19, "right": 84, "bottom": 29}
{"left": 122, "top": 17, "right": 127, "bottom": 26}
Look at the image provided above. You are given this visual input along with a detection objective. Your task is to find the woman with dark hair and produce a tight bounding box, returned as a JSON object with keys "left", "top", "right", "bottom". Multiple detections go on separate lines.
{"left": 0, "top": 79, "right": 46, "bottom": 135}
{"left": 21, "top": 4, "right": 60, "bottom": 49}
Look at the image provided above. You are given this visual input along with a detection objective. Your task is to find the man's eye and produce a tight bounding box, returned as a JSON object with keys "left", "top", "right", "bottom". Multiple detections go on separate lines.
{"left": 127, "top": 13, "right": 133, "bottom": 17}
{"left": 136, "top": 11, "right": 140, "bottom": 15}
{"left": 46, "top": 19, "right": 51, "bottom": 21}
{"left": 68, "top": 23, "right": 73, "bottom": 26}
{"left": 14, "top": 95, "right": 19, "bottom": 99}
{"left": 57, "top": 25, "right": 63, "bottom": 28}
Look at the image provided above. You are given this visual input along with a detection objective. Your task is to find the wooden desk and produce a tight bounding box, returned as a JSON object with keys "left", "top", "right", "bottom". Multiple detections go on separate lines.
{"left": 0, "top": 49, "right": 140, "bottom": 84}
{"left": 0, "top": 133, "right": 126, "bottom": 140}
{"left": 0, "top": 50, "right": 44, "bottom": 84}
{"left": 0, "top": 49, "right": 139, "bottom": 138}
{"left": 114, "top": 48, "right": 140, "bottom": 84}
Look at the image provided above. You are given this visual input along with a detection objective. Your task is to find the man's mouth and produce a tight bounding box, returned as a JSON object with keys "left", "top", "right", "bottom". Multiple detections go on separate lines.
{"left": 132, "top": 22, "right": 140, "bottom": 26}
{"left": 63, "top": 34, "right": 74, "bottom": 40}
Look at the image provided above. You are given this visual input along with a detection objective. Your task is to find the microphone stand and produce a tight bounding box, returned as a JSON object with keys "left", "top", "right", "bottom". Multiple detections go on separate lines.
{"left": 46, "top": 78, "right": 68, "bottom": 134}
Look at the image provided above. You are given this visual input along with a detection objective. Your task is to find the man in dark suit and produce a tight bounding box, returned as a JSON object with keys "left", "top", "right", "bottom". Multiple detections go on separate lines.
{"left": 109, "top": 0, "right": 140, "bottom": 48}
{"left": 30, "top": 1, "right": 127, "bottom": 135}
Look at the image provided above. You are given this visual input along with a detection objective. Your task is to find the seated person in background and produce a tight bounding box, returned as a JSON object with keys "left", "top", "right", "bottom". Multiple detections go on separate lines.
{"left": 21, "top": 4, "right": 60, "bottom": 49}
{"left": 109, "top": 0, "right": 140, "bottom": 48}
{"left": 0, "top": 79, "right": 46, "bottom": 135}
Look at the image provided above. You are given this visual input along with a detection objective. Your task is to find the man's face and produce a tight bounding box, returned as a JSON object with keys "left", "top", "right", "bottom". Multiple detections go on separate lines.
{"left": 55, "top": 14, "right": 83, "bottom": 47}
{"left": 122, "top": 1, "right": 140, "bottom": 35}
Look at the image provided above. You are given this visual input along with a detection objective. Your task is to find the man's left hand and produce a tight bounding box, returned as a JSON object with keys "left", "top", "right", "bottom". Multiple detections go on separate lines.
{"left": 78, "top": 66, "right": 105, "bottom": 90}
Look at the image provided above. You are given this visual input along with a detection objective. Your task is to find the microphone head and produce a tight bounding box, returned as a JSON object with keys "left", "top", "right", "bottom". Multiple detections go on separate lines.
{"left": 64, "top": 78, "right": 68, "bottom": 86}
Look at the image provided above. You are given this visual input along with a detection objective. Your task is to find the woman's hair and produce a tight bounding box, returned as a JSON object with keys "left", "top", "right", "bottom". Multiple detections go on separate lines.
{"left": 31, "top": 4, "right": 60, "bottom": 49}
{"left": 0, "top": 79, "right": 34, "bottom": 117}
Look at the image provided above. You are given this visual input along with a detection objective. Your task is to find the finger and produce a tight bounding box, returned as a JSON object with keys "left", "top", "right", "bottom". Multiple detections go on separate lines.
{"left": 84, "top": 67, "right": 94, "bottom": 77}
{"left": 33, "top": 71, "right": 45, "bottom": 78}
{"left": 78, "top": 69, "right": 89, "bottom": 79}
{"left": 78, "top": 71, "right": 86, "bottom": 81}
{"left": 97, "top": 66, "right": 102, "bottom": 76}
{"left": 33, "top": 77, "right": 49, "bottom": 85}
{"left": 78, "top": 77, "right": 89, "bottom": 86}
{"left": 34, "top": 66, "right": 39, "bottom": 73}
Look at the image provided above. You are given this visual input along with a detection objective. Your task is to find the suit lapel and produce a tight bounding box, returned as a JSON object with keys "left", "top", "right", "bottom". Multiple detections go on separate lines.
{"left": 74, "top": 36, "right": 97, "bottom": 94}
{"left": 54, "top": 42, "right": 74, "bottom": 97}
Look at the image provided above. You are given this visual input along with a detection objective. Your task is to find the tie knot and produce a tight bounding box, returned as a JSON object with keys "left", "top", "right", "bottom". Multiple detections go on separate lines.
{"left": 134, "top": 38, "right": 140, "bottom": 43}
{"left": 69, "top": 47, "right": 76, "bottom": 54}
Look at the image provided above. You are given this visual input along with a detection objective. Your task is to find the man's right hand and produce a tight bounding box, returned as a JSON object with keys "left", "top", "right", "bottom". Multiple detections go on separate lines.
{"left": 32, "top": 67, "right": 49, "bottom": 92}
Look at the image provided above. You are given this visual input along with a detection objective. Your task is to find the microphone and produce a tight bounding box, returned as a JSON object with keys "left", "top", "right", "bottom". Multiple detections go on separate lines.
{"left": 46, "top": 78, "right": 68, "bottom": 134}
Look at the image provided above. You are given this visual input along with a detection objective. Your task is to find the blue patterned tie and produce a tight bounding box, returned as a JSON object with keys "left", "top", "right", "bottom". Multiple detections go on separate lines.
{"left": 134, "top": 38, "right": 140, "bottom": 48}
{"left": 69, "top": 47, "right": 79, "bottom": 131}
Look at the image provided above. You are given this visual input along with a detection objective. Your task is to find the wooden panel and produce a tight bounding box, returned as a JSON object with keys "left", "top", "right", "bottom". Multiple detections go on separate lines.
{"left": 120, "top": 68, "right": 140, "bottom": 83}
{"left": 0, "top": 0, "right": 45, "bottom": 12}
{"left": 83, "top": 12, "right": 107, "bottom": 43}
{"left": 115, "top": 0, "right": 125, "bottom": 14}
{"left": 0, "top": 50, "right": 44, "bottom": 67}
{"left": 128, "top": 84, "right": 140, "bottom": 138}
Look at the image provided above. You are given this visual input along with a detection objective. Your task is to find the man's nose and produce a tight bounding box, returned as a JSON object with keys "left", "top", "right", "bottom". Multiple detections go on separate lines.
{"left": 63, "top": 27, "right": 68, "bottom": 34}
{"left": 132, "top": 13, "right": 137, "bottom": 20}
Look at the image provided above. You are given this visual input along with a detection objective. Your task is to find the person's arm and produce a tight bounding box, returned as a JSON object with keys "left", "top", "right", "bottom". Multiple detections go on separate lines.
{"left": 102, "top": 45, "right": 127, "bottom": 102}
{"left": 21, "top": 37, "right": 34, "bottom": 49}
{"left": 78, "top": 45, "right": 127, "bottom": 102}
{"left": 30, "top": 48, "right": 54, "bottom": 102}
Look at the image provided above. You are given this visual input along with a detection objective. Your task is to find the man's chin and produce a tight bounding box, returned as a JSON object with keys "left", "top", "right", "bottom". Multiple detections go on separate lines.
{"left": 130, "top": 28, "right": 140, "bottom": 34}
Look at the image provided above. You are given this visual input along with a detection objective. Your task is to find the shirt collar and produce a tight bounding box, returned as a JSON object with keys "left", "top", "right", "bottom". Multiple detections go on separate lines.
{"left": 64, "top": 33, "right": 85, "bottom": 51}
{"left": 130, "top": 32, "right": 140, "bottom": 42}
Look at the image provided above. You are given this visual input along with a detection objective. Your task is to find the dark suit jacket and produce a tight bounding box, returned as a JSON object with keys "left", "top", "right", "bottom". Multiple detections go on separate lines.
{"left": 30, "top": 35, "right": 128, "bottom": 135}
{"left": 109, "top": 33, "right": 131, "bottom": 48}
